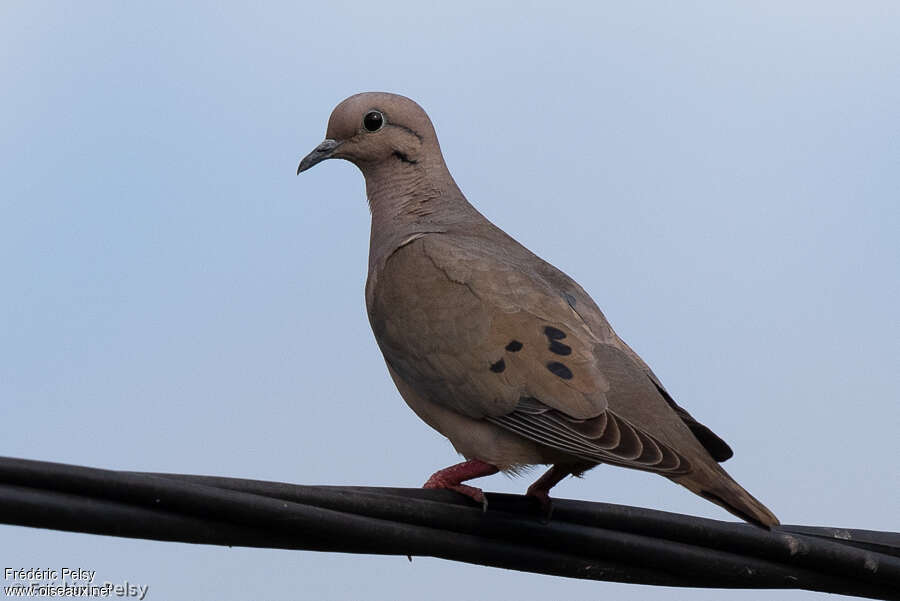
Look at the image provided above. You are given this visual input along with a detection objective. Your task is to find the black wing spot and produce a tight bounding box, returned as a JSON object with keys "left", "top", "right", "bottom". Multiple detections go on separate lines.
{"left": 543, "top": 326, "right": 566, "bottom": 340}
{"left": 548, "top": 340, "right": 572, "bottom": 356}
{"left": 546, "top": 361, "right": 573, "bottom": 380}
{"left": 489, "top": 358, "right": 506, "bottom": 373}
{"left": 505, "top": 340, "right": 523, "bottom": 352}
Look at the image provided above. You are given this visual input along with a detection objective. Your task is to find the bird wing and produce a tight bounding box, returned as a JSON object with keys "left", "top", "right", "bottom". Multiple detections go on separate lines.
{"left": 369, "top": 233, "right": 712, "bottom": 474}
{"left": 368, "top": 233, "right": 610, "bottom": 421}
{"left": 527, "top": 243, "right": 734, "bottom": 463}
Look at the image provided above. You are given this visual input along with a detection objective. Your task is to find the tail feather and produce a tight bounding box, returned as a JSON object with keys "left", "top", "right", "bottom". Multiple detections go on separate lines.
{"left": 674, "top": 465, "right": 779, "bottom": 529}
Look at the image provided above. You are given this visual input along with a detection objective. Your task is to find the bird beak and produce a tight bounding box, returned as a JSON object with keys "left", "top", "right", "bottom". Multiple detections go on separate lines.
{"left": 297, "top": 139, "right": 342, "bottom": 174}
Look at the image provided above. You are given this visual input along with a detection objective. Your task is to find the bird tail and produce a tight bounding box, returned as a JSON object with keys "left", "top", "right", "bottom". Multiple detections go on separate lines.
{"left": 672, "top": 464, "right": 780, "bottom": 529}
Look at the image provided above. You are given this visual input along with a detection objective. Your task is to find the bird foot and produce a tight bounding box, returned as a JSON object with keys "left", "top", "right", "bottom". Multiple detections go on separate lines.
{"left": 423, "top": 459, "right": 499, "bottom": 511}
{"left": 525, "top": 484, "right": 554, "bottom": 523}
{"left": 526, "top": 464, "right": 576, "bottom": 523}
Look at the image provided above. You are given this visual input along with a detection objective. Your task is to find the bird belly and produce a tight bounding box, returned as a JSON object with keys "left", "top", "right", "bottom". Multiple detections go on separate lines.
{"left": 385, "top": 363, "right": 550, "bottom": 471}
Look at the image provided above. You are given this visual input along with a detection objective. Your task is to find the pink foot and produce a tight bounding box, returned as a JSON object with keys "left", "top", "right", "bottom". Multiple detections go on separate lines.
{"left": 423, "top": 459, "right": 499, "bottom": 510}
{"left": 526, "top": 465, "right": 571, "bottom": 522}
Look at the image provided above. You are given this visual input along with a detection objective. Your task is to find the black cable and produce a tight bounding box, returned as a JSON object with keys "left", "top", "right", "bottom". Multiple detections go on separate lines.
{"left": 0, "top": 456, "right": 897, "bottom": 599}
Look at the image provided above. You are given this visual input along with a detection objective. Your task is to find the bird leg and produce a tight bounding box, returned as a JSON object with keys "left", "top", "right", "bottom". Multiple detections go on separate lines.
{"left": 526, "top": 464, "right": 572, "bottom": 521}
{"left": 423, "top": 459, "right": 499, "bottom": 510}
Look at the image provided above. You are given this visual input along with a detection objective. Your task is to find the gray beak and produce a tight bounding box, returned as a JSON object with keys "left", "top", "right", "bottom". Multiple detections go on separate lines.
{"left": 297, "top": 139, "right": 342, "bottom": 174}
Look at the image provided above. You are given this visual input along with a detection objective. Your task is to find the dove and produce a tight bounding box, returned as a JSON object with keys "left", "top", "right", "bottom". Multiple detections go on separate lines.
{"left": 296, "top": 92, "right": 779, "bottom": 528}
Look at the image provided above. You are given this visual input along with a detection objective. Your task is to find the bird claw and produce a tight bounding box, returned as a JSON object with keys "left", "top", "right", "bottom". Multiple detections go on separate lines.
{"left": 424, "top": 480, "right": 489, "bottom": 510}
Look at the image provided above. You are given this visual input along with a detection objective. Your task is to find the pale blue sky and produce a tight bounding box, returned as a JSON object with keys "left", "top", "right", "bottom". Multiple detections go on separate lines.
{"left": 1, "top": 2, "right": 898, "bottom": 600}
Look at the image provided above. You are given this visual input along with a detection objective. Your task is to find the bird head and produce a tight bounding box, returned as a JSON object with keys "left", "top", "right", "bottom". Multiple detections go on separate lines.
{"left": 297, "top": 92, "right": 440, "bottom": 175}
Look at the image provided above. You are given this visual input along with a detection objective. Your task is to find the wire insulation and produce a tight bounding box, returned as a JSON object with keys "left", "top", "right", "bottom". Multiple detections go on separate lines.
{"left": 1, "top": 457, "right": 897, "bottom": 599}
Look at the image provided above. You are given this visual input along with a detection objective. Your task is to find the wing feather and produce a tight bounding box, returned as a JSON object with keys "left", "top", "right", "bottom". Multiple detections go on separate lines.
{"left": 489, "top": 398, "right": 692, "bottom": 475}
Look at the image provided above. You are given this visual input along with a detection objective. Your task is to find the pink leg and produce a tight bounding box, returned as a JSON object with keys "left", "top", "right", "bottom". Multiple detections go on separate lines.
{"left": 423, "top": 459, "right": 499, "bottom": 509}
{"left": 526, "top": 464, "right": 572, "bottom": 520}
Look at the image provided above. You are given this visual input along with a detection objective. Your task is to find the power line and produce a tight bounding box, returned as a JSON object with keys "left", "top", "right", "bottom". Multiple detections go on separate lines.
{"left": 1, "top": 456, "right": 896, "bottom": 599}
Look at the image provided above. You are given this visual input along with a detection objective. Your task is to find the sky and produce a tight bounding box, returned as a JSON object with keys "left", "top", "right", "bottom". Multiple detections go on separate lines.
{"left": 1, "top": 1, "right": 898, "bottom": 600}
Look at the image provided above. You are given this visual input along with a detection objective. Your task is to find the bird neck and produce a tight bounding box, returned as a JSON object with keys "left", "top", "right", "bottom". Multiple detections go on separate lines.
{"left": 367, "top": 160, "right": 477, "bottom": 223}
{"left": 364, "top": 160, "right": 478, "bottom": 270}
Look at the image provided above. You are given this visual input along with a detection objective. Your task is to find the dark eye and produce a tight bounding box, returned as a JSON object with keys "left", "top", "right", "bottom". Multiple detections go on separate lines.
{"left": 363, "top": 110, "right": 384, "bottom": 132}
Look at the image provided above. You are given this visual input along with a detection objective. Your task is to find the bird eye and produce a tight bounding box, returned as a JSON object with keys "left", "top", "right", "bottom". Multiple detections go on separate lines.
{"left": 363, "top": 110, "right": 384, "bottom": 132}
